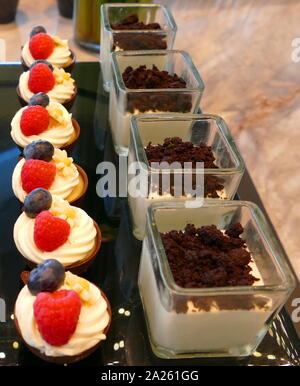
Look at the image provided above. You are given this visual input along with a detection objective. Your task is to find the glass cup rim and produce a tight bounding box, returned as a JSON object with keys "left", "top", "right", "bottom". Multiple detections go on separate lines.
{"left": 130, "top": 113, "right": 246, "bottom": 174}
{"left": 101, "top": 3, "right": 177, "bottom": 33}
{"left": 111, "top": 49, "right": 205, "bottom": 93}
{"left": 146, "top": 199, "right": 296, "bottom": 296}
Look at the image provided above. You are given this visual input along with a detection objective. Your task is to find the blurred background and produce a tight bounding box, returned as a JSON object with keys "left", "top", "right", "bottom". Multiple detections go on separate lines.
{"left": 0, "top": 0, "right": 299, "bottom": 279}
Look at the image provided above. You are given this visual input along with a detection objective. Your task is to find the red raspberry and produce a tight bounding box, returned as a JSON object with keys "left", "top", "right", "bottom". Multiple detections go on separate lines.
{"left": 20, "top": 105, "right": 49, "bottom": 136}
{"left": 28, "top": 63, "right": 55, "bottom": 94}
{"left": 34, "top": 210, "right": 71, "bottom": 252}
{"left": 29, "top": 33, "right": 54, "bottom": 60}
{"left": 21, "top": 159, "right": 56, "bottom": 193}
{"left": 34, "top": 290, "right": 82, "bottom": 346}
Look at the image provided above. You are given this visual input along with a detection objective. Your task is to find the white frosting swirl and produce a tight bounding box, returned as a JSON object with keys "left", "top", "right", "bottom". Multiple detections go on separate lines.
{"left": 18, "top": 67, "right": 75, "bottom": 104}
{"left": 12, "top": 149, "right": 80, "bottom": 202}
{"left": 15, "top": 272, "right": 110, "bottom": 357}
{"left": 22, "top": 35, "right": 72, "bottom": 69}
{"left": 13, "top": 196, "right": 98, "bottom": 266}
{"left": 10, "top": 101, "right": 74, "bottom": 148}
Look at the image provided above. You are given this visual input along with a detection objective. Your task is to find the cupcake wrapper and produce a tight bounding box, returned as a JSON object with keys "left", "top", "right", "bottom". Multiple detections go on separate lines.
{"left": 63, "top": 118, "right": 80, "bottom": 153}
{"left": 68, "top": 164, "right": 89, "bottom": 207}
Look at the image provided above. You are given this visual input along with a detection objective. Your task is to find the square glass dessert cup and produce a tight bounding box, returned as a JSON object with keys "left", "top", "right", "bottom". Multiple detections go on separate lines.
{"left": 138, "top": 200, "right": 296, "bottom": 359}
{"left": 109, "top": 50, "right": 204, "bottom": 156}
{"left": 100, "top": 3, "right": 177, "bottom": 92}
{"left": 128, "top": 113, "right": 245, "bottom": 240}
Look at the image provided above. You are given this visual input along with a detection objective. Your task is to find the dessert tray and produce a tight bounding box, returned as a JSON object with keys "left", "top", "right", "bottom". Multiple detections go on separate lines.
{"left": 0, "top": 62, "right": 299, "bottom": 366}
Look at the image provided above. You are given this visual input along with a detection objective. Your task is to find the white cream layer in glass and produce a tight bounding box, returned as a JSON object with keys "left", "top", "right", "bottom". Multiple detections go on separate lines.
{"left": 139, "top": 238, "right": 272, "bottom": 355}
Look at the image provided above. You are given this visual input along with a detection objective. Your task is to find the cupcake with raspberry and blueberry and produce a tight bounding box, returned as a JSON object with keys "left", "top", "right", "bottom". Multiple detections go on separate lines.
{"left": 21, "top": 25, "right": 75, "bottom": 72}
{"left": 17, "top": 61, "right": 77, "bottom": 110}
{"left": 14, "top": 260, "right": 111, "bottom": 364}
{"left": 12, "top": 141, "right": 88, "bottom": 206}
{"left": 11, "top": 92, "right": 80, "bottom": 152}
{"left": 14, "top": 193, "right": 101, "bottom": 273}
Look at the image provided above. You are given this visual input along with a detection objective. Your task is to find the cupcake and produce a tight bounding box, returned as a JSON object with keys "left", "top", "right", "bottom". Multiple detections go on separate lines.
{"left": 14, "top": 193, "right": 101, "bottom": 273}
{"left": 14, "top": 260, "right": 111, "bottom": 364}
{"left": 17, "top": 61, "right": 77, "bottom": 110}
{"left": 12, "top": 141, "right": 88, "bottom": 206}
{"left": 11, "top": 93, "right": 80, "bottom": 151}
{"left": 21, "top": 25, "right": 75, "bottom": 72}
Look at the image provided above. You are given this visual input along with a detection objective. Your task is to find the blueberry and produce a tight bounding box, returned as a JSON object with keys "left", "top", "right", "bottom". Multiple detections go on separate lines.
{"left": 28, "top": 259, "right": 65, "bottom": 295}
{"left": 30, "top": 25, "right": 47, "bottom": 39}
{"left": 29, "top": 60, "right": 53, "bottom": 72}
{"left": 24, "top": 188, "right": 52, "bottom": 218}
{"left": 24, "top": 140, "right": 54, "bottom": 162}
{"left": 29, "top": 92, "right": 50, "bottom": 107}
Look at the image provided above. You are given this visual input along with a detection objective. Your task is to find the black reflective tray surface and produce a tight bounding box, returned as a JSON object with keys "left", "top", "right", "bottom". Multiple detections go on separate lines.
{"left": 0, "top": 63, "right": 299, "bottom": 366}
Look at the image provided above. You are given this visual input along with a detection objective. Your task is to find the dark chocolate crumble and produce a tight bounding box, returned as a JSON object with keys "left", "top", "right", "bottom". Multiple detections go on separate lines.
{"left": 111, "top": 14, "right": 167, "bottom": 50}
{"left": 159, "top": 223, "right": 269, "bottom": 312}
{"left": 145, "top": 137, "right": 218, "bottom": 168}
{"left": 161, "top": 223, "right": 259, "bottom": 289}
{"left": 123, "top": 65, "right": 187, "bottom": 90}
{"left": 111, "top": 13, "right": 162, "bottom": 31}
{"left": 145, "top": 137, "right": 225, "bottom": 198}
{"left": 122, "top": 65, "right": 193, "bottom": 114}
